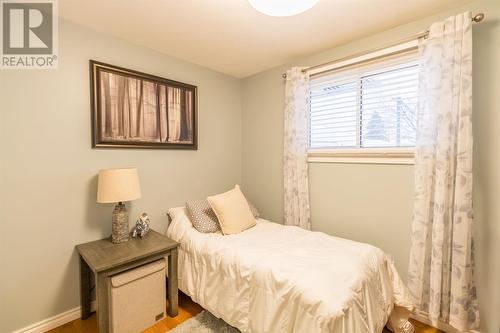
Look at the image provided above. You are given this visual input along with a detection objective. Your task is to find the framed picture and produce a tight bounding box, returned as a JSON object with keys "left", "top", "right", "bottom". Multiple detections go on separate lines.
{"left": 90, "top": 60, "right": 197, "bottom": 149}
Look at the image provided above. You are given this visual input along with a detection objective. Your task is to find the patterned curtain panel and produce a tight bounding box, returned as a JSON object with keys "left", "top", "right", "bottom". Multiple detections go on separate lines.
{"left": 407, "top": 12, "right": 479, "bottom": 331}
{"left": 283, "top": 68, "right": 311, "bottom": 230}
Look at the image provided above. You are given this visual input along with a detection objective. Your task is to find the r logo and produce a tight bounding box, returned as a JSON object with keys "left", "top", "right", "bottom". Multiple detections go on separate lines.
{"left": 2, "top": 2, "right": 53, "bottom": 54}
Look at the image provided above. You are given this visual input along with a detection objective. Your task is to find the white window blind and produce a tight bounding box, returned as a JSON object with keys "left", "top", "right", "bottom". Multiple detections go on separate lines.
{"left": 309, "top": 52, "right": 419, "bottom": 150}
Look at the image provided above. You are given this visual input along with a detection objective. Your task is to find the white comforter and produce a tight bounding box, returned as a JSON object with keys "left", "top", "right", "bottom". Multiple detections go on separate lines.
{"left": 167, "top": 208, "right": 413, "bottom": 333}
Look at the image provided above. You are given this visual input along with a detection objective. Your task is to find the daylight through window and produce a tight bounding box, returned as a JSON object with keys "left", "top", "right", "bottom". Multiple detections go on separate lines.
{"left": 309, "top": 52, "right": 419, "bottom": 150}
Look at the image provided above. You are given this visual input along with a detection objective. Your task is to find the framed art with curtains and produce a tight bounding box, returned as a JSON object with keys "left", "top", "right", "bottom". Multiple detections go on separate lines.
{"left": 90, "top": 60, "right": 197, "bottom": 149}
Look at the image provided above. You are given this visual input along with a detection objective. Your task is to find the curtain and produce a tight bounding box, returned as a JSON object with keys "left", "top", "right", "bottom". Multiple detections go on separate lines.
{"left": 283, "top": 67, "right": 311, "bottom": 230}
{"left": 407, "top": 12, "right": 479, "bottom": 331}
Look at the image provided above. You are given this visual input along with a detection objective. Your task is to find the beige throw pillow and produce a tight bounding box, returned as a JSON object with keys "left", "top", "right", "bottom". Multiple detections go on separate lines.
{"left": 207, "top": 185, "right": 256, "bottom": 235}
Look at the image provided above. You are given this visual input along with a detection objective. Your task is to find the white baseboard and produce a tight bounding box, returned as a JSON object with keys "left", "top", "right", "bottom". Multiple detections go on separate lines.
{"left": 410, "top": 311, "right": 482, "bottom": 333}
{"left": 11, "top": 302, "right": 97, "bottom": 333}
{"left": 11, "top": 303, "right": 483, "bottom": 333}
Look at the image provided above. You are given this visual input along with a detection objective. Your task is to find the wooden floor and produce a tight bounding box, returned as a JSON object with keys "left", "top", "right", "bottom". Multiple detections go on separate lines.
{"left": 48, "top": 292, "right": 441, "bottom": 333}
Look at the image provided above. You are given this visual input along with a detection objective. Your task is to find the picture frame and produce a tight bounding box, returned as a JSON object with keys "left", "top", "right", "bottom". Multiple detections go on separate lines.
{"left": 90, "top": 60, "right": 197, "bottom": 149}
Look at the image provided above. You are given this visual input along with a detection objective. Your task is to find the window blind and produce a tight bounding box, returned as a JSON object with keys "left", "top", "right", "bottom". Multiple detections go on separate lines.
{"left": 309, "top": 53, "right": 419, "bottom": 150}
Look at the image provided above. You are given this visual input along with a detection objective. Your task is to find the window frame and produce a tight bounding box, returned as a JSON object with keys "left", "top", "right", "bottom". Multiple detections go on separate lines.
{"left": 308, "top": 147, "right": 414, "bottom": 164}
{"left": 307, "top": 41, "right": 418, "bottom": 165}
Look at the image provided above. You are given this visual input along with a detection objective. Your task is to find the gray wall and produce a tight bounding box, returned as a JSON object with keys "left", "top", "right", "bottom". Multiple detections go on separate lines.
{"left": 241, "top": 1, "right": 500, "bottom": 332}
{"left": 1, "top": 2, "right": 499, "bottom": 332}
{"left": 0, "top": 20, "right": 242, "bottom": 333}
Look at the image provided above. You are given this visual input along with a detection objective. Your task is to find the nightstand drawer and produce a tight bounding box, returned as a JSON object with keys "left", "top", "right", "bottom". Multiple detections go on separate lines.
{"left": 110, "top": 259, "right": 166, "bottom": 333}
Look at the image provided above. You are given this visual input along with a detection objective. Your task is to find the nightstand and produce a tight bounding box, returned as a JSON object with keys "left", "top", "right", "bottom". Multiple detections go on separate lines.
{"left": 76, "top": 230, "right": 179, "bottom": 333}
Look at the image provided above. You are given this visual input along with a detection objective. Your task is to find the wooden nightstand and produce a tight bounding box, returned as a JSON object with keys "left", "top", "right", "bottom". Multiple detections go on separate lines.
{"left": 76, "top": 230, "right": 179, "bottom": 333}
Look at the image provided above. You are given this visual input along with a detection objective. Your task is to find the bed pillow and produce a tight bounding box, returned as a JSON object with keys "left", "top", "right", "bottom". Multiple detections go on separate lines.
{"left": 185, "top": 199, "right": 221, "bottom": 233}
{"left": 207, "top": 185, "right": 256, "bottom": 235}
{"left": 167, "top": 206, "right": 190, "bottom": 219}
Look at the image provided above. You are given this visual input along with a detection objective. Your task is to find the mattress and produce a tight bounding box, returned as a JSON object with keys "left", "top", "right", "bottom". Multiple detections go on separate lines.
{"left": 167, "top": 207, "right": 413, "bottom": 333}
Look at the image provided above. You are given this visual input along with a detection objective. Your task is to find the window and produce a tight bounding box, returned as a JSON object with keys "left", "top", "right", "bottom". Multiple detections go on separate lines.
{"left": 308, "top": 48, "right": 418, "bottom": 163}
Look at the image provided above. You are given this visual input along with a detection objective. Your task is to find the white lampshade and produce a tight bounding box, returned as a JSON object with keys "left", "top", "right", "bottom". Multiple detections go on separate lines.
{"left": 97, "top": 168, "right": 141, "bottom": 203}
{"left": 248, "top": 0, "right": 318, "bottom": 17}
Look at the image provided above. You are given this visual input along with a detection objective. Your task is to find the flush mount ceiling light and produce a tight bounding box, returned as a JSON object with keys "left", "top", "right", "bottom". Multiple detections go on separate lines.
{"left": 248, "top": 0, "right": 319, "bottom": 17}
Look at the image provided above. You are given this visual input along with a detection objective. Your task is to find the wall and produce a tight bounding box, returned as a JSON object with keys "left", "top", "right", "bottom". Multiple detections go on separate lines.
{"left": 241, "top": 1, "right": 500, "bottom": 332}
{"left": 1, "top": 2, "right": 499, "bottom": 332}
{"left": 0, "top": 19, "right": 242, "bottom": 333}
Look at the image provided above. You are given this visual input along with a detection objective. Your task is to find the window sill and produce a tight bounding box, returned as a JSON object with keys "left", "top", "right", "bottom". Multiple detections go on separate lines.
{"left": 307, "top": 148, "right": 415, "bottom": 165}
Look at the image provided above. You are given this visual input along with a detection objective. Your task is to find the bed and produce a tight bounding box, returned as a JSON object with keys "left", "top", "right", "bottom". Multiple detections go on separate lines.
{"left": 167, "top": 207, "right": 414, "bottom": 333}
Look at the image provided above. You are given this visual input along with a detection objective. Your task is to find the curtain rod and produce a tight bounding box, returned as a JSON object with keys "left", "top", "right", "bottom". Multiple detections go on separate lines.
{"left": 282, "top": 12, "right": 485, "bottom": 79}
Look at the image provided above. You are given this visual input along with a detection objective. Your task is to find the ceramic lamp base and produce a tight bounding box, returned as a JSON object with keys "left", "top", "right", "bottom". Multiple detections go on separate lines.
{"left": 112, "top": 202, "right": 129, "bottom": 244}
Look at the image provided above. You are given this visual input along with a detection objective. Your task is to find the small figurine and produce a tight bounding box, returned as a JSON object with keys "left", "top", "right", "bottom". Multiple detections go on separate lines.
{"left": 132, "top": 212, "right": 151, "bottom": 238}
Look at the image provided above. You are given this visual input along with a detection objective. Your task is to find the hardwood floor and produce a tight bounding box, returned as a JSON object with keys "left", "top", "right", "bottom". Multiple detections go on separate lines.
{"left": 47, "top": 292, "right": 203, "bottom": 333}
{"left": 48, "top": 291, "right": 441, "bottom": 333}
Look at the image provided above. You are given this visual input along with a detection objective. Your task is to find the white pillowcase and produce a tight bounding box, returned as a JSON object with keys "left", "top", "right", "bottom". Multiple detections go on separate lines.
{"left": 168, "top": 206, "right": 188, "bottom": 220}
{"left": 207, "top": 185, "right": 256, "bottom": 235}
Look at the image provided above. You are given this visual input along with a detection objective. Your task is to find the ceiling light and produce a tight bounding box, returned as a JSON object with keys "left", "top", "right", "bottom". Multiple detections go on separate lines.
{"left": 248, "top": 0, "right": 319, "bottom": 17}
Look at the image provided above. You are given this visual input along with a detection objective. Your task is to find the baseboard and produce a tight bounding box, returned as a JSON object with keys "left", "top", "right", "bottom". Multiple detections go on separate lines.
{"left": 410, "top": 310, "right": 482, "bottom": 333}
{"left": 11, "top": 303, "right": 482, "bottom": 333}
{"left": 11, "top": 302, "right": 97, "bottom": 333}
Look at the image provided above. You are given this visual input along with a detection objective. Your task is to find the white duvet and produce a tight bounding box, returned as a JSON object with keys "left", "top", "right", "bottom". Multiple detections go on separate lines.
{"left": 167, "top": 207, "right": 413, "bottom": 333}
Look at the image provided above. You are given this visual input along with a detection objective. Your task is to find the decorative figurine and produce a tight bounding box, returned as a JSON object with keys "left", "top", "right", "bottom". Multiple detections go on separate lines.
{"left": 132, "top": 212, "right": 151, "bottom": 238}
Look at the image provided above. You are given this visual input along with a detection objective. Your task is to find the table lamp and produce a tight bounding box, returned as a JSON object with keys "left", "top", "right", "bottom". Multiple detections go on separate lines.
{"left": 97, "top": 168, "right": 141, "bottom": 244}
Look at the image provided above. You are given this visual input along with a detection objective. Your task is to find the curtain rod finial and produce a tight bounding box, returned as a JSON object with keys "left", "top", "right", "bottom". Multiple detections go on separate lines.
{"left": 473, "top": 13, "right": 485, "bottom": 22}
